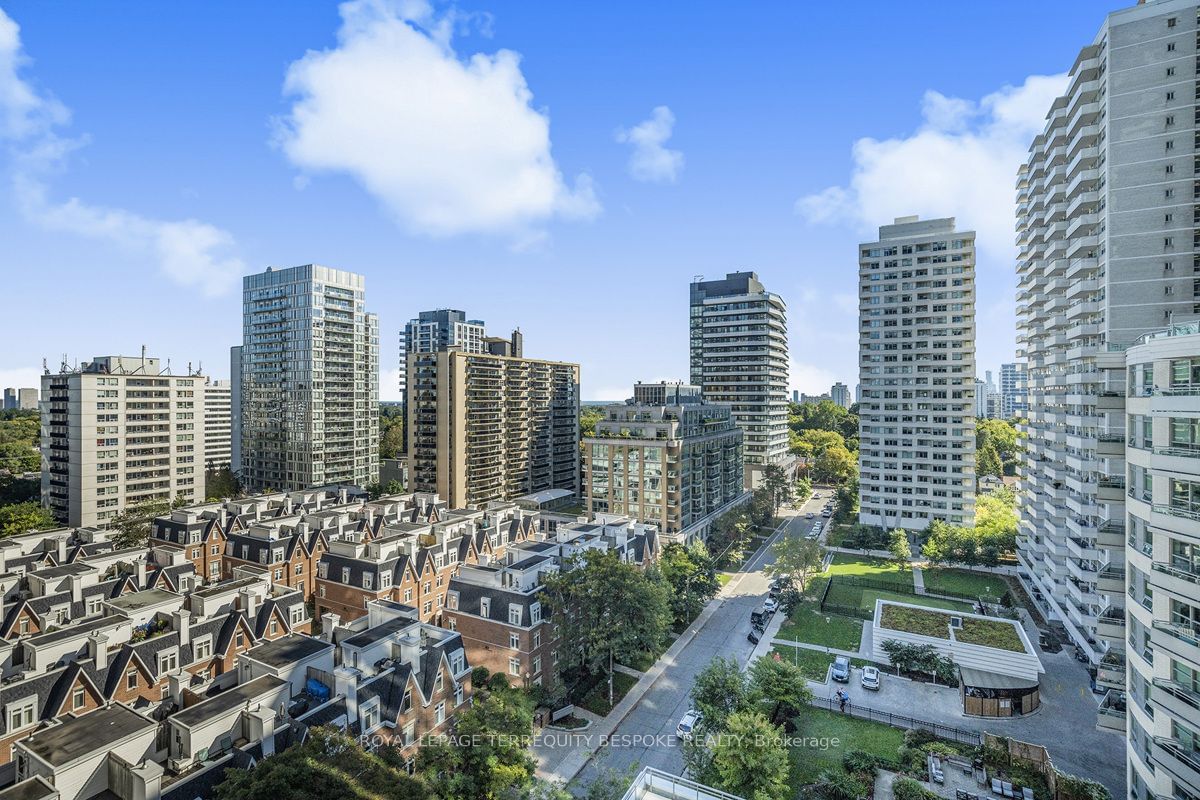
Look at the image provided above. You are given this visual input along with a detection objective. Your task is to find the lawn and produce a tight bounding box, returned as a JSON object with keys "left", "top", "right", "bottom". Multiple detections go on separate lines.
{"left": 828, "top": 554, "right": 912, "bottom": 583}
{"left": 777, "top": 602, "right": 863, "bottom": 651}
{"left": 577, "top": 671, "right": 638, "bottom": 716}
{"left": 788, "top": 708, "right": 907, "bottom": 787}
{"left": 717, "top": 572, "right": 734, "bottom": 587}
{"left": 823, "top": 522, "right": 854, "bottom": 548}
{"left": 921, "top": 567, "right": 1009, "bottom": 600}
{"left": 770, "top": 644, "right": 834, "bottom": 681}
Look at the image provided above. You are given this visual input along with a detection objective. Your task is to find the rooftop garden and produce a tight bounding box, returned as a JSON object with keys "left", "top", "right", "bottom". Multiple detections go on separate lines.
{"left": 879, "top": 604, "right": 951, "bottom": 639}
{"left": 956, "top": 617, "right": 1025, "bottom": 652}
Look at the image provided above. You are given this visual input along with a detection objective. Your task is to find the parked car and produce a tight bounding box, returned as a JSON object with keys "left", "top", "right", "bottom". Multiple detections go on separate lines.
{"left": 806, "top": 512, "right": 815, "bottom": 519}
{"left": 751, "top": 606, "right": 769, "bottom": 627}
{"left": 764, "top": 597, "right": 779, "bottom": 613}
{"left": 677, "top": 709, "right": 703, "bottom": 740}
{"left": 861, "top": 666, "right": 881, "bottom": 690}
{"left": 747, "top": 628, "right": 761, "bottom": 644}
{"left": 822, "top": 509, "right": 833, "bottom": 518}
{"left": 831, "top": 655, "right": 851, "bottom": 682}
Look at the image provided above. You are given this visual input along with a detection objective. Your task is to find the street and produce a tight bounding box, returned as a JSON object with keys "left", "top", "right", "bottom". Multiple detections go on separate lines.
{"left": 568, "top": 489, "right": 829, "bottom": 786}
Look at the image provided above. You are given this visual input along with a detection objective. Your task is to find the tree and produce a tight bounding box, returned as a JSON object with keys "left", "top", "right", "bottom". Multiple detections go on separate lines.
{"left": 659, "top": 542, "right": 720, "bottom": 628}
{"left": 707, "top": 506, "right": 753, "bottom": 567}
{"left": 764, "top": 536, "right": 825, "bottom": 595}
{"left": 379, "top": 406, "right": 405, "bottom": 460}
{"left": 109, "top": 495, "right": 187, "bottom": 549}
{"left": 709, "top": 711, "right": 791, "bottom": 800}
{"left": 578, "top": 766, "right": 636, "bottom": 800}
{"left": 0, "top": 410, "right": 40, "bottom": 474}
{"left": 205, "top": 465, "right": 241, "bottom": 500}
{"left": 760, "top": 464, "right": 793, "bottom": 513}
{"left": 888, "top": 529, "right": 911, "bottom": 567}
{"left": 541, "top": 549, "right": 671, "bottom": 708}
{"left": 749, "top": 655, "right": 813, "bottom": 725}
{"left": 580, "top": 405, "right": 606, "bottom": 439}
{"left": 878, "top": 640, "right": 956, "bottom": 684}
{"left": 0, "top": 501, "right": 56, "bottom": 537}
{"left": 976, "top": 441, "right": 1002, "bottom": 479}
{"left": 690, "top": 656, "right": 760, "bottom": 732}
{"left": 417, "top": 682, "right": 537, "bottom": 799}
{"left": 214, "top": 726, "right": 430, "bottom": 800}
{"left": 813, "top": 445, "right": 855, "bottom": 484}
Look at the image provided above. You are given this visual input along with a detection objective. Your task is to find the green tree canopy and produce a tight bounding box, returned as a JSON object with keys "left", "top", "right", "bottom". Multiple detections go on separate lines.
{"left": 659, "top": 542, "right": 720, "bottom": 628}
{"left": 813, "top": 445, "right": 856, "bottom": 484}
{"left": 764, "top": 536, "right": 825, "bottom": 595}
{"left": 748, "top": 654, "right": 813, "bottom": 725}
{"left": 709, "top": 711, "right": 791, "bottom": 800}
{"left": 0, "top": 501, "right": 56, "bottom": 537}
{"left": 541, "top": 549, "right": 671, "bottom": 706}
{"left": 888, "top": 529, "right": 912, "bottom": 566}
{"left": 690, "top": 655, "right": 760, "bottom": 733}
{"left": 215, "top": 726, "right": 430, "bottom": 800}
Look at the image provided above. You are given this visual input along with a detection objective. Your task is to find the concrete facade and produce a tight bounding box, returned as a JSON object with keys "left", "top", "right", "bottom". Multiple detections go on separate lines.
{"left": 689, "top": 272, "right": 790, "bottom": 474}
{"left": 40, "top": 355, "right": 207, "bottom": 528}
{"left": 203, "top": 379, "right": 231, "bottom": 473}
{"left": 407, "top": 349, "right": 579, "bottom": 508}
{"left": 240, "top": 265, "right": 379, "bottom": 493}
{"left": 858, "top": 216, "right": 977, "bottom": 530}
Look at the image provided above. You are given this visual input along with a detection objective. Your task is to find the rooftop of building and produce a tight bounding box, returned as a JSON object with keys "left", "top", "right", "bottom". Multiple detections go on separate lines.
{"left": 244, "top": 634, "right": 333, "bottom": 669}
{"left": 170, "top": 675, "right": 288, "bottom": 730}
{"left": 21, "top": 704, "right": 154, "bottom": 767}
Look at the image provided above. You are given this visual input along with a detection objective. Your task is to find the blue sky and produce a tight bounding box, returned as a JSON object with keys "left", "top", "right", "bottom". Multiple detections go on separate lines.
{"left": 0, "top": 0, "right": 1115, "bottom": 401}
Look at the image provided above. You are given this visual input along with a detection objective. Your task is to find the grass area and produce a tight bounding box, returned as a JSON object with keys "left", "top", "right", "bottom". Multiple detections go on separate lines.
{"left": 828, "top": 553, "right": 912, "bottom": 583}
{"left": 717, "top": 572, "right": 733, "bottom": 587}
{"left": 921, "top": 567, "right": 1008, "bottom": 600}
{"left": 879, "top": 604, "right": 953, "bottom": 638}
{"left": 956, "top": 617, "right": 1026, "bottom": 652}
{"left": 788, "top": 707, "right": 907, "bottom": 787}
{"left": 770, "top": 644, "right": 834, "bottom": 681}
{"left": 823, "top": 522, "right": 854, "bottom": 547}
{"left": 577, "top": 671, "right": 638, "bottom": 716}
{"left": 777, "top": 602, "right": 863, "bottom": 651}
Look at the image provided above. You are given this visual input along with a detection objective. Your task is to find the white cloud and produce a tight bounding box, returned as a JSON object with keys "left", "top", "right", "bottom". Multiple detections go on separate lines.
{"left": 795, "top": 73, "right": 1068, "bottom": 266}
{"left": 616, "top": 106, "right": 683, "bottom": 183}
{"left": 275, "top": 0, "right": 599, "bottom": 239}
{"left": 0, "top": 8, "right": 244, "bottom": 296}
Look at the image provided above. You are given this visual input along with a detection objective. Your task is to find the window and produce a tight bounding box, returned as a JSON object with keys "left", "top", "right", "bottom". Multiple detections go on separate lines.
{"left": 435, "top": 671, "right": 443, "bottom": 692}
{"left": 455, "top": 685, "right": 464, "bottom": 706}
{"left": 450, "top": 651, "right": 465, "bottom": 674}
{"left": 401, "top": 689, "right": 412, "bottom": 713}
{"left": 508, "top": 605, "right": 521, "bottom": 625}
{"left": 1168, "top": 16, "right": 1177, "bottom": 27}
{"left": 1168, "top": 66, "right": 1177, "bottom": 76}
{"left": 534, "top": 631, "right": 542, "bottom": 649}
{"left": 126, "top": 670, "right": 138, "bottom": 690}
{"left": 158, "top": 651, "right": 178, "bottom": 673}
{"left": 480, "top": 598, "right": 490, "bottom": 617}
{"left": 509, "top": 656, "right": 521, "bottom": 676}
{"left": 72, "top": 687, "right": 85, "bottom": 710}
{"left": 8, "top": 700, "right": 34, "bottom": 731}
{"left": 403, "top": 587, "right": 413, "bottom": 603}
{"left": 363, "top": 573, "right": 373, "bottom": 590}
{"left": 530, "top": 603, "right": 542, "bottom": 624}
{"left": 236, "top": 630, "right": 245, "bottom": 649}
{"left": 194, "top": 638, "right": 213, "bottom": 661}
{"left": 435, "top": 702, "right": 446, "bottom": 724}
{"left": 270, "top": 619, "right": 278, "bottom": 636}
{"left": 509, "top": 633, "right": 520, "bottom": 650}
{"left": 533, "top": 656, "right": 542, "bottom": 675}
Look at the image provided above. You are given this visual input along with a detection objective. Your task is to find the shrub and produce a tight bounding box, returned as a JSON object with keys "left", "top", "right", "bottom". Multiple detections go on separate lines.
{"left": 893, "top": 777, "right": 943, "bottom": 800}
{"left": 472, "top": 665, "right": 491, "bottom": 686}
{"left": 812, "top": 768, "right": 869, "bottom": 800}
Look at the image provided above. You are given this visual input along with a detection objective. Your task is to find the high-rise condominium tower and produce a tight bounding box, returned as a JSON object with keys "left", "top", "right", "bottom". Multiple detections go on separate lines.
{"left": 203, "top": 379, "right": 231, "bottom": 471}
{"left": 689, "top": 272, "right": 790, "bottom": 487}
{"left": 858, "top": 216, "right": 977, "bottom": 531}
{"left": 999, "top": 362, "right": 1026, "bottom": 419}
{"left": 1016, "top": 3, "right": 1200, "bottom": 797}
{"left": 397, "top": 310, "right": 486, "bottom": 401}
{"left": 407, "top": 349, "right": 579, "bottom": 507}
{"left": 240, "top": 265, "right": 379, "bottom": 492}
{"left": 41, "top": 354, "right": 206, "bottom": 527}
{"left": 830, "top": 382, "right": 851, "bottom": 409}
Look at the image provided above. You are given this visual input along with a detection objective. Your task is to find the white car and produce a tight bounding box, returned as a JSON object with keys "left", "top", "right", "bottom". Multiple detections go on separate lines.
{"left": 764, "top": 597, "right": 779, "bottom": 613}
{"left": 677, "top": 709, "right": 703, "bottom": 740}
{"left": 861, "top": 666, "right": 881, "bottom": 690}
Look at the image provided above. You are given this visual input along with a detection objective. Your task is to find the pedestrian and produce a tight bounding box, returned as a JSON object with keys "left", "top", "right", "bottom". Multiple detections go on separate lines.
{"left": 837, "top": 690, "right": 847, "bottom": 712}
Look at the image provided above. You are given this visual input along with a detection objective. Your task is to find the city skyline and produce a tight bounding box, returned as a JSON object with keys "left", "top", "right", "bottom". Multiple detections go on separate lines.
{"left": 0, "top": 1, "right": 1114, "bottom": 402}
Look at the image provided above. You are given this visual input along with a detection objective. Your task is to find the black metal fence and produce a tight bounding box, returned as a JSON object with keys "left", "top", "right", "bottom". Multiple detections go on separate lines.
{"left": 809, "top": 695, "right": 982, "bottom": 747}
{"left": 816, "top": 601, "right": 873, "bottom": 621}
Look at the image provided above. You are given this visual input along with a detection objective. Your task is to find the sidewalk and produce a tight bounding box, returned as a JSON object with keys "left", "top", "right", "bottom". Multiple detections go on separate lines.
{"left": 535, "top": 511, "right": 798, "bottom": 786}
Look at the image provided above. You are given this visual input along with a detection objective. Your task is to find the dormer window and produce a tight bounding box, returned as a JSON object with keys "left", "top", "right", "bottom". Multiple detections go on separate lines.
{"left": 480, "top": 598, "right": 491, "bottom": 617}
{"left": 508, "top": 605, "right": 522, "bottom": 625}
{"left": 363, "top": 573, "right": 373, "bottom": 590}
{"left": 530, "top": 603, "right": 542, "bottom": 624}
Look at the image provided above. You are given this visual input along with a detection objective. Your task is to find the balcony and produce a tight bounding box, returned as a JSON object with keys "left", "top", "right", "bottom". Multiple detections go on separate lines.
{"left": 1153, "top": 738, "right": 1200, "bottom": 790}
{"left": 1152, "top": 678, "right": 1200, "bottom": 728}
{"left": 1096, "top": 606, "right": 1126, "bottom": 640}
{"left": 1096, "top": 689, "right": 1126, "bottom": 732}
{"left": 1096, "top": 650, "right": 1125, "bottom": 691}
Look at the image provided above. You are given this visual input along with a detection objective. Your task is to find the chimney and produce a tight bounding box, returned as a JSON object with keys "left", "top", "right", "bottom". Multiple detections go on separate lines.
{"left": 136, "top": 558, "right": 147, "bottom": 587}
{"left": 68, "top": 573, "right": 83, "bottom": 604}
{"left": 244, "top": 706, "right": 276, "bottom": 757}
{"left": 334, "top": 666, "right": 360, "bottom": 726}
{"left": 321, "top": 612, "right": 340, "bottom": 642}
{"left": 174, "top": 609, "right": 191, "bottom": 646}
{"left": 56, "top": 537, "right": 67, "bottom": 563}
{"left": 283, "top": 497, "right": 293, "bottom": 515}
{"left": 338, "top": 487, "right": 348, "bottom": 505}
{"left": 168, "top": 671, "right": 186, "bottom": 706}
{"left": 88, "top": 632, "right": 108, "bottom": 670}
{"left": 130, "top": 759, "right": 164, "bottom": 800}
{"left": 240, "top": 587, "right": 258, "bottom": 619}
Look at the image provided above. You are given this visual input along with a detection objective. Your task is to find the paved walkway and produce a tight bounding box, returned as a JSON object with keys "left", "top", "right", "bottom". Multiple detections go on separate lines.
{"left": 612, "top": 663, "right": 643, "bottom": 679}
{"left": 912, "top": 565, "right": 926, "bottom": 594}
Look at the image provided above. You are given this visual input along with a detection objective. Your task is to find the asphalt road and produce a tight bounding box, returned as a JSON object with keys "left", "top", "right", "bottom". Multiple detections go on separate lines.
{"left": 571, "top": 490, "right": 832, "bottom": 786}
